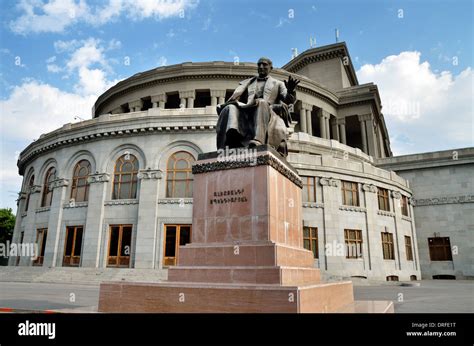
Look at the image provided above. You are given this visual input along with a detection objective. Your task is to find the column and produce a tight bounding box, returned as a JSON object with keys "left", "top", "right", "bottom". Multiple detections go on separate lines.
{"left": 358, "top": 114, "right": 368, "bottom": 154}
{"left": 305, "top": 108, "right": 313, "bottom": 136}
{"left": 81, "top": 173, "right": 109, "bottom": 268}
{"left": 338, "top": 118, "right": 347, "bottom": 144}
{"left": 325, "top": 113, "right": 331, "bottom": 140}
{"left": 211, "top": 90, "right": 226, "bottom": 106}
{"left": 43, "top": 178, "right": 69, "bottom": 267}
{"left": 391, "top": 191, "right": 403, "bottom": 271}
{"left": 179, "top": 90, "right": 195, "bottom": 108}
{"left": 8, "top": 192, "right": 26, "bottom": 266}
{"left": 362, "top": 184, "right": 378, "bottom": 274}
{"left": 299, "top": 107, "right": 307, "bottom": 133}
{"left": 128, "top": 99, "right": 143, "bottom": 112}
{"left": 19, "top": 185, "right": 41, "bottom": 266}
{"left": 331, "top": 117, "right": 340, "bottom": 141}
{"left": 151, "top": 94, "right": 167, "bottom": 109}
{"left": 135, "top": 169, "right": 162, "bottom": 269}
{"left": 318, "top": 109, "right": 326, "bottom": 139}
{"left": 319, "top": 178, "right": 342, "bottom": 272}
{"left": 364, "top": 115, "right": 377, "bottom": 157}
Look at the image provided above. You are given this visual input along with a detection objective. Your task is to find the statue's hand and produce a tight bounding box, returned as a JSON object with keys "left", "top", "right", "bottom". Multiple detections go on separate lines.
{"left": 284, "top": 75, "right": 300, "bottom": 93}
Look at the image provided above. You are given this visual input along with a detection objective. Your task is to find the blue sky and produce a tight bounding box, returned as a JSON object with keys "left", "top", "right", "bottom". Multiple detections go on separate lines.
{"left": 0, "top": 0, "right": 473, "bottom": 210}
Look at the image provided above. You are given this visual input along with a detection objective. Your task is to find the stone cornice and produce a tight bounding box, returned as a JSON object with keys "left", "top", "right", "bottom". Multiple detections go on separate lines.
{"left": 137, "top": 169, "right": 162, "bottom": 179}
{"left": 87, "top": 173, "right": 110, "bottom": 184}
{"left": 414, "top": 195, "right": 474, "bottom": 207}
{"left": 193, "top": 149, "right": 303, "bottom": 188}
{"left": 17, "top": 114, "right": 217, "bottom": 175}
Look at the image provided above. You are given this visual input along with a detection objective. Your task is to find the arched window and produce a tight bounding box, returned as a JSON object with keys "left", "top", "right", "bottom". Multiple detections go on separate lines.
{"left": 41, "top": 167, "right": 56, "bottom": 207}
{"left": 24, "top": 174, "right": 34, "bottom": 212}
{"left": 113, "top": 154, "right": 139, "bottom": 199}
{"left": 70, "top": 160, "right": 91, "bottom": 202}
{"left": 166, "top": 151, "right": 194, "bottom": 198}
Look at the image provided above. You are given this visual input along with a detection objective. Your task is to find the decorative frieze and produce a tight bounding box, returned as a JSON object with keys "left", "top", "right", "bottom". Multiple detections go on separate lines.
{"left": 30, "top": 185, "right": 42, "bottom": 194}
{"left": 319, "top": 177, "right": 340, "bottom": 187}
{"left": 50, "top": 178, "right": 69, "bottom": 189}
{"left": 303, "top": 202, "right": 324, "bottom": 209}
{"left": 104, "top": 199, "right": 139, "bottom": 206}
{"left": 362, "top": 184, "right": 377, "bottom": 193}
{"left": 87, "top": 173, "right": 110, "bottom": 184}
{"left": 414, "top": 195, "right": 474, "bottom": 207}
{"left": 36, "top": 206, "right": 51, "bottom": 213}
{"left": 157, "top": 198, "right": 193, "bottom": 205}
{"left": 63, "top": 201, "right": 88, "bottom": 209}
{"left": 137, "top": 169, "right": 162, "bottom": 180}
{"left": 339, "top": 205, "right": 367, "bottom": 213}
{"left": 377, "top": 210, "right": 395, "bottom": 217}
{"left": 391, "top": 191, "right": 402, "bottom": 199}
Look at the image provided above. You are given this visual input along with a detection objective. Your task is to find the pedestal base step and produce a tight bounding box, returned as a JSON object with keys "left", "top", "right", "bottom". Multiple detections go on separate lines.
{"left": 168, "top": 266, "right": 320, "bottom": 285}
{"left": 98, "top": 280, "right": 353, "bottom": 313}
{"left": 336, "top": 300, "right": 394, "bottom": 313}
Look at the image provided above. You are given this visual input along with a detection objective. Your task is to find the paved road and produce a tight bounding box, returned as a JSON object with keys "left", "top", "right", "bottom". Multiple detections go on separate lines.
{"left": 0, "top": 282, "right": 99, "bottom": 312}
{"left": 353, "top": 280, "right": 473, "bottom": 313}
{"left": 0, "top": 280, "right": 472, "bottom": 312}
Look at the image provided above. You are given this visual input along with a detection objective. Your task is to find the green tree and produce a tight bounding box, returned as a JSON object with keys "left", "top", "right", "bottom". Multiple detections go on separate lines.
{"left": 0, "top": 208, "right": 16, "bottom": 245}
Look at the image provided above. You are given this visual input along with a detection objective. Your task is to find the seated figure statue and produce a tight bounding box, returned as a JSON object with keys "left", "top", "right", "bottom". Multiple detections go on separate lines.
{"left": 216, "top": 57, "right": 300, "bottom": 157}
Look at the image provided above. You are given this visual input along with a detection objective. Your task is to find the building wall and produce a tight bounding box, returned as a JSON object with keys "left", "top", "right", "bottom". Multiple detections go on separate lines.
{"left": 376, "top": 148, "right": 474, "bottom": 279}
{"left": 9, "top": 112, "right": 420, "bottom": 281}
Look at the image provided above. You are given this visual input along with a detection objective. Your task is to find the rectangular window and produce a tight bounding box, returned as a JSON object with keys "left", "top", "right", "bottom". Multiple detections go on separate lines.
{"left": 428, "top": 237, "right": 453, "bottom": 261}
{"left": 381, "top": 232, "right": 395, "bottom": 260}
{"left": 377, "top": 188, "right": 390, "bottom": 211}
{"left": 107, "top": 225, "right": 132, "bottom": 267}
{"left": 344, "top": 229, "right": 363, "bottom": 258}
{"left": 163, "top": 224, "right": 192, "bottom": 266}
{"left": 405, "top": 235, "right": 413, "bottom": 261}
{"left": 63, "top": 226, "right": 84, "bottom": 267}
{"left": 341, "top": 181, "right": 359, "bottom": 206}
{"left": 303, "top": 227, "right": 318, "bottom": 258}
{"left": 302, "top": 177, "right": 317, "bottom": 203}
{"left": 401, "top": 195, "right": 409, "bottom": 216}
{"left": 33, "top": 229, "right": 47, "bottom": 266}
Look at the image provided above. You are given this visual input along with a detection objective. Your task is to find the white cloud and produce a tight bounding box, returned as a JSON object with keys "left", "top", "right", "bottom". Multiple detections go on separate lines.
{"left": 357, "top": 51, "right": 473, "bottom": 155}
{"left": 10, "top": 0, "right": 199, "bottom": 34}
{"left": 66, "top": 38, "right": 106, "bottom": 71}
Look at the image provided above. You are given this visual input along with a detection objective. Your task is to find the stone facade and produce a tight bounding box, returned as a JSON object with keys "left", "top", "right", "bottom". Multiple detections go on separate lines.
{"left": 9, "top": 43, "right": 421, "bottom": 281}
{"left": 376, "top": 148, "right": 474, "bottom": 279}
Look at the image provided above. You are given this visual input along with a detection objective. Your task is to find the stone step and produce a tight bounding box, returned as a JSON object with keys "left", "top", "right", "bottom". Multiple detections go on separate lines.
{"left": 168, "top": 266, "right": 321, "bottom": 285}
{"left": 0, "top": 267, "right": 168, "bottom": 284}
{"left": 98, "top": 280, "right": 354, "bottom": 313}
{"left": 178, "top": 242, "right": 315, "bottom": 268}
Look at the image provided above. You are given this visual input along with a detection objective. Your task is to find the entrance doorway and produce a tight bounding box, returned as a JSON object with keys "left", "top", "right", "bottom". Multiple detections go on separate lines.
{"left": 163, "top": 224, "right": 192, "bottom": 266}
{"left": 107, "top": 225, "right": 132, "bottom": 267}
{"left": 63, "top": 226, "right": 83, "bottom": 266}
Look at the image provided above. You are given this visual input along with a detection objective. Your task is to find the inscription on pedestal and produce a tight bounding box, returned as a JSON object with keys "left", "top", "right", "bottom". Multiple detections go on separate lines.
{"left": 210, "top": 188, "right": 248, "bottom": 205}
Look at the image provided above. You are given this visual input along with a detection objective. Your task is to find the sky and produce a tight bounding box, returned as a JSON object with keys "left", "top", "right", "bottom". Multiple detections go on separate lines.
{"left": 0, "top": 0, "right": 473, "bottom": 211}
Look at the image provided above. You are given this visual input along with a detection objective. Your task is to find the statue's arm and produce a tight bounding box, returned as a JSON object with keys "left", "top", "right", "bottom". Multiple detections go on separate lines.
{"left": 279, "top": 81, "right": 296, "bottom": 105}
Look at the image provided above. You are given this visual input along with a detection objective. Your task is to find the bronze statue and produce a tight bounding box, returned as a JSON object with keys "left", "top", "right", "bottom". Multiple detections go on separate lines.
{"left": 216, "top": 57, "right": 300, "bottom": 157}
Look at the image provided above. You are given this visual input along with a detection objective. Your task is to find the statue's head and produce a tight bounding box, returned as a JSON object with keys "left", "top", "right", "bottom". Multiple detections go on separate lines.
{"left": 257, "top": 57, "right": 273, "bottom": 78}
